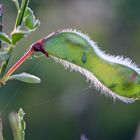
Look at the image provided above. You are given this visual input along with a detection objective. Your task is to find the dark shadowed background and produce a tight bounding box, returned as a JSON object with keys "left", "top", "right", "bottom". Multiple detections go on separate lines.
{"left": 0, "top": 0, "right": 140, "bottom": 140}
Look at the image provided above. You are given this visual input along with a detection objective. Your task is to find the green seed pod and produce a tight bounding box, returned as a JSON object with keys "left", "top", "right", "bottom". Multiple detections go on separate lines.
{"left": 41, "top": 29, "right": 140, "bottom": 103}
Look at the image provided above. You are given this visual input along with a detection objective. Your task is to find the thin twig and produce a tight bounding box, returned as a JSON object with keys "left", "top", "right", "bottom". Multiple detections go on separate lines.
{"left": 15, "top": 0, "right": 29, "bottom": 29}
{"left": 0, "top": 4, "right": 3, "bottom": 49}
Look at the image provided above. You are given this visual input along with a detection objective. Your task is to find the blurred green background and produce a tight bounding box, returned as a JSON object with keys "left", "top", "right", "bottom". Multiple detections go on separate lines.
{"left": 1, "top": 0, "right": 140, "bottom": 139}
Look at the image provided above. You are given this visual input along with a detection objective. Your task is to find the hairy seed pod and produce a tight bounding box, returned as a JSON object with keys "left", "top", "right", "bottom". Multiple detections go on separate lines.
{"left": 41, "top": 29, "right": 140, "bottom": 103}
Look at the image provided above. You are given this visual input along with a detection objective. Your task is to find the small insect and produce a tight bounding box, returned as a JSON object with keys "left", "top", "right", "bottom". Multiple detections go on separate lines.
{"left": 82, "top": 52, "right": 86, "bottom": 64}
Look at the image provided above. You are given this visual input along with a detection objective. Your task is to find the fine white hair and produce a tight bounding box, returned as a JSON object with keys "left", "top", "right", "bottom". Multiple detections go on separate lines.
{"left": 47, "top": 28, "right": 139, "bottom": 103}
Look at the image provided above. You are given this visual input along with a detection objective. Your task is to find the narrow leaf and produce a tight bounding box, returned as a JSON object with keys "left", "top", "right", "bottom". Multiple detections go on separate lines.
{"left": 8, "top": 72, "right": 41, "bottom": 83}
{"left": 0, "top": 32, "right": 11, "bottom": 44}
{"left": 9, "top": 108, "right": 26, "bottom": 140}
{"left": 24, "top": 7, "right": 40, "bottom": 30}
{"left": 11, "top": 30, "right": 28, "bottom": 45}
{"left": 18, "top": 108, "right": 26, "bottom": 131}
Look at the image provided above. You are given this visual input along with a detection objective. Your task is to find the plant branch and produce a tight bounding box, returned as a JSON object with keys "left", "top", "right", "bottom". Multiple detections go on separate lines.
{"left": 1, "top": 39, "right": 48, "bottom": 84}
{"left": 1, "top": 47, "right": 34, "bottom": 83}
{"left": 0, "top": 0, "right": 29, "bottom": 79}
{"left": 0, "top": 46, "right": 14, "bottom": 77}
{"left": 15, "top": 0, "right": 29, "bottom": 29}
{"left": 0, "top": 4, "right": 3, "bottom": 49}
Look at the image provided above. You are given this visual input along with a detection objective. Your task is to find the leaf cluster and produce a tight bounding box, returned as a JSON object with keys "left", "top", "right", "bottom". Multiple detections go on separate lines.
{"left": 0, "top": 0, "right": 41, "bottom": 85}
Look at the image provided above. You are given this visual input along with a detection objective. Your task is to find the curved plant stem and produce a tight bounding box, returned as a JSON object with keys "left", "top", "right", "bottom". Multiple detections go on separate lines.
{"left": 0, "top": 4, "right": 3, "bottom": 49}
{"left": 0, "top": 46, "right": 13, "bottom": 77}
{"left": 1, "top": 40, "right": 48, "bottom": 84}
{"left": 1, "top": 47, "right": 34, "bottom": 84}
{"left": 0, "top": 4, "right": 3, "bottom": 76}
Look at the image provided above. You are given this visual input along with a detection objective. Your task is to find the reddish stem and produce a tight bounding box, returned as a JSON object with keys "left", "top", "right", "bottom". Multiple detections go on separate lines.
{"left": 2, "top": 47, "right": 34, "bottom": 83}
{"left": 31, "top": 39, "right": 49, "bottom": 57}
{"left": 1, "top": 39, "right": 48, "bottom": 84}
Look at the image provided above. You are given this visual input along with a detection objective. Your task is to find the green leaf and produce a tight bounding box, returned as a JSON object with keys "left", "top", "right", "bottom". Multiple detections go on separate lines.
{"left": 24, "top": 7, "right": 40, "bottom": 30}
{"left": 15, "top": 0, "right": 29, "bottom": 28}
{"left": 0, "top": 52, "right": 9, "bottom": 62}
{"left": 18, "top": 108, "right": 26, "bottom": 130}
{"left": 8, "top": 72, "right": 41, "bottom": 83}
{"left": 9, "top": 108, "right": 26, "bottom": 140}
{"left": 11, "top": 30, "right": 28, "bottom": 45}
{"left": 0, "top": 32, "right": 11, "bottom": 44}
